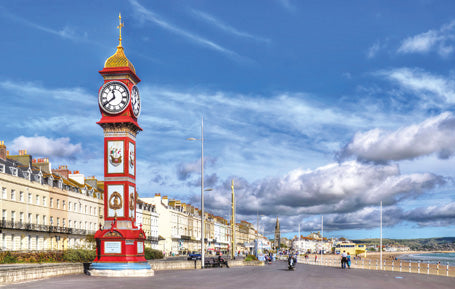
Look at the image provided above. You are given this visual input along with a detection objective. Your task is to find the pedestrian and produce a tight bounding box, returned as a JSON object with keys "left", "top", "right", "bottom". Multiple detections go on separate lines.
{"left": 315, "top": 255, "right": 318, "bottom": 263}
{"left": 341, "top": 251, "right": 347, "bottom": 269}
{"left": 347, "top": 252, "right": 351, "bottom": 269}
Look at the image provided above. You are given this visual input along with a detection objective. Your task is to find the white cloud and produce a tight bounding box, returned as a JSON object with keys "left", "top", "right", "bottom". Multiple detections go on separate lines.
{"left": 10, "top": 136, "right": 82, "bottom": 159}
{"left": 200, "top": 161, "right": 444, "bottom": 221}
{"left": 340, "top": 112, "right": 455, "bottom": 162}
{"left": 2, "top": 9, "right": 87, "bottom": 42}
{"left": 397, "top": 21, "right": 455, "bottom": 57}
{"left": 367, "top": 41, "right": 384, "bottom": 59}
{"left": 16, "top": 115, "right": 98, "bottom": 136}
{"left": 378, "top": 67, "right": 455, "bottom": 104}
{"left": 128, "top": 0, "right": 241, "bottom": 60}
{"left": 275, "top": 0, "right": 296, "bottom": 12}
{"left": 190, "top": 9, "right": 270, "bottom": 44}
{"left": 404, "top": 202, "right": 455, "bottom": 227}
{"left": 0, "top": 80, "right": 95, "bottom": 105}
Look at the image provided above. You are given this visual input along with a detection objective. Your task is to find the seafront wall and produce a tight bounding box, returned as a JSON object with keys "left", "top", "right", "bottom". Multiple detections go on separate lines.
{"left": 297, "top": 253, "right": 455, "bottom": 277}
{"left": 0, "top": 260, "right": 264, "bottom": 285}
{"left": 148, "top": 259, "right": 263, "bottom": 270}
{"left": 0, "top": 263, "right": 83, "bottom": 284}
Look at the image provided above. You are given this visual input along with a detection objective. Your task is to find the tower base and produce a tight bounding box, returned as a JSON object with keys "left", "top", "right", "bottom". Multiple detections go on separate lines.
{"left": 91, "top": 220, "right": 153, "bottom": 277}
{"left": 90, "top": 262, "right": 154, "bottom": 277}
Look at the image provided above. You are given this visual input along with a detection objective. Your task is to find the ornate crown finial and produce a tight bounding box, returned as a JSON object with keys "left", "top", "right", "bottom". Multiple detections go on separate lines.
{"left": 117, "top": 13, "right": 124, "bottom": 46}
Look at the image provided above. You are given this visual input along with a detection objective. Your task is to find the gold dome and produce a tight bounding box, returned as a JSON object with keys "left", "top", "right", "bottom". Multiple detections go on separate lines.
{"left": 104, "top": 13, "right": 136, "bottom": 73}
{"left": 104, "top": 44, "right": 136, "bottom": 73}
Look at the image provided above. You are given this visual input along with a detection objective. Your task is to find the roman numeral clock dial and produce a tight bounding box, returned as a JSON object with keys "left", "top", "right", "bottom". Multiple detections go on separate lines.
{"left": 99, "top": 81, "right": 130, "bottom": 114}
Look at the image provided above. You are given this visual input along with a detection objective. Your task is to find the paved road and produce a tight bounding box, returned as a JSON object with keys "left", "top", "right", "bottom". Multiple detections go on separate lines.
{"left": 3, "top": 261, "right": 454, "bottom": 289}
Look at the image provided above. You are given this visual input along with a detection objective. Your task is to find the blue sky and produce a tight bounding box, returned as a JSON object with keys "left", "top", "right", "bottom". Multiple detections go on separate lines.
{"left": 1, "top": 0, "right": 455, "bottom": 240}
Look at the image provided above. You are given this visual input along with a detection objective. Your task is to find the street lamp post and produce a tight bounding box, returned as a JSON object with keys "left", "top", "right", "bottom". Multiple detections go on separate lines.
{"left": 188, "top": 116, "right": 207, "bottom": 268}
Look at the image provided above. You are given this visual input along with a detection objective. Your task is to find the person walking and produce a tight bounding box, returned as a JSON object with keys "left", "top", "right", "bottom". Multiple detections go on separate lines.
{"left": 347, "top": 252, "right": 351, "bottom": 269}
{"left": 341, "top": 251, "right": 347, "bottom": 269}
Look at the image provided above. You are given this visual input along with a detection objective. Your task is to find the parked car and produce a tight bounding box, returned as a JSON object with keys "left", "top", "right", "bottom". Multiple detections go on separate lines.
{"left": 188, "top": 252, "right": 202, "bottom": 260}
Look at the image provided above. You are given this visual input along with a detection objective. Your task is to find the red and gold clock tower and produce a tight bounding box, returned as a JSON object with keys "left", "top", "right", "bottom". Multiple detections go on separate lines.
{"left": 90, "top": 14, "right": 153, "bottom": 277}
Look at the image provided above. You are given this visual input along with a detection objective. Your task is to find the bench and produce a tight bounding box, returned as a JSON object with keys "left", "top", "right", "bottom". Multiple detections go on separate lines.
{"left": 204, "top": 257, "right": 229, "bottom": 268}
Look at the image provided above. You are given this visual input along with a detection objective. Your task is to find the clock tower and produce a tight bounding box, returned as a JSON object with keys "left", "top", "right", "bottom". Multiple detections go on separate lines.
{"left": 90, "top": 14, "right": 153, "bottom": 277}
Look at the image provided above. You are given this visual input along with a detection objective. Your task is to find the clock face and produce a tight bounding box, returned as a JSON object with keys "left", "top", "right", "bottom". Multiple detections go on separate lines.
{"left": 131, "top": 86, "right": 141, "bottom": 117}
{"left": 99, "top": 81, "right": 130, "bottom": 114}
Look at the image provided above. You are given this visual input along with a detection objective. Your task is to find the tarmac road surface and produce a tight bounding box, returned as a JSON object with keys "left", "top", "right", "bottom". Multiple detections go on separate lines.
{"left": 3, "top": 261, "right": 454, "bottom": 289}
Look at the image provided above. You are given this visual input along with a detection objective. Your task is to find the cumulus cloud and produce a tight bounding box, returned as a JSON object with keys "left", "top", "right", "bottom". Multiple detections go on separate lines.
{"left": 201, "top": 161, "right": 444, "bottom": 223}
{"left": 299, "top": 206, "right": 403, "bottom": 231}
{"left": 339, "top": 112, "right": 455, "bottom": 162}
{"left": 397, "top": 20, "right": 455, "bottom": 57}
{"left": 403, "top": 202, "right": 455, "bottom": 227}
{"left": 10, "top": 136, "right": 82, "bottom": 159}
{"left": 177, "top": 160, "right": 200, "bottom": 181}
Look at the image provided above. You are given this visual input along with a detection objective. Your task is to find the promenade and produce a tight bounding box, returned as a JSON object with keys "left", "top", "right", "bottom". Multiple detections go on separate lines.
{"left": 3, "top": 261, "right": 454, "bottom": 289}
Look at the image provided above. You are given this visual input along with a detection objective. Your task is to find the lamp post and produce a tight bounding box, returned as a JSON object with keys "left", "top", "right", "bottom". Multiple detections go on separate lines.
{"left": 380, "top": 201, "right": 383, "bottom": 270}
{"left": 188, "top": 116, "right": 209, "bottom": 268}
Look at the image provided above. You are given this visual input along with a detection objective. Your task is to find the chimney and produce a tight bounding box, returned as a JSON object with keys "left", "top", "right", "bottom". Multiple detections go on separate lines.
{"left": 85, "top": 176, "right": 99, "bottom": 190}
{"left": 8, "top": 149, "right": 32, "bottom": 167}
{"left": 0, "top": 141, "right": 6, "bottom": 161}
{"left": 53, "top": 165, "right": 70, "bottom": 179}
{"left": 68, "top": 170, "right": 84, "bottom": 184}
{"left": 32, "top": 158, "right": 51, "bottom": 174}
{"left": 162, "top": 196, "right": 169, "bottom": 206}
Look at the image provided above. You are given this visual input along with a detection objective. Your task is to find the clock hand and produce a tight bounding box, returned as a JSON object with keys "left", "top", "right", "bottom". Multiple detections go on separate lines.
{"left": 106, "top": 91, "right": 116, "bottom": 104}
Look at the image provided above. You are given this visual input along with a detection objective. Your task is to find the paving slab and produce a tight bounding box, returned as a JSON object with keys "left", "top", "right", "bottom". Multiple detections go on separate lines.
{"left": 2, "top": 261, "right": 454, "bottom": 289}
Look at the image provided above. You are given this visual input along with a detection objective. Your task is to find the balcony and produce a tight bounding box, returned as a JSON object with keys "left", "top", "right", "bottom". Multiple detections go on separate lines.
{"left": 171, "top": 234, "right": 181, "bottom": 239}
{"left": 146, "top": 236, "right": 159, "bottom": 242}
{"left": 0, "top": 220, "right": 95, "bottom": 235}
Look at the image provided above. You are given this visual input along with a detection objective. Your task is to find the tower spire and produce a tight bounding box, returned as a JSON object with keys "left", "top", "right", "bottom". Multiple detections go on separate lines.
{"left": 117, "top": 13, "right": 124, "bottom": 47}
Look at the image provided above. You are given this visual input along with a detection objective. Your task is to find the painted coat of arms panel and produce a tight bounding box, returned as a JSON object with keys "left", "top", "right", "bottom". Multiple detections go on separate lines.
{"left": 107, "top": 140, "right": 124, "bottom": 174}
{"left": 128, "top": 142, "right": 135, "bottom": 176}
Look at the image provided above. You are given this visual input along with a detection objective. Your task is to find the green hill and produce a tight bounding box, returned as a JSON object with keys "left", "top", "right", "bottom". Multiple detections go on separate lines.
{"left": 352, "top": 237, "right": 455, "bottom": 251}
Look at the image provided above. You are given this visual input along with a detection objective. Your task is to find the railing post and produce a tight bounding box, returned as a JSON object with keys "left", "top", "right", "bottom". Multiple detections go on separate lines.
{"left": 409, "top": 262, "right": 411, "bottom": 273}
{"left": 376, "top": 260, "right": 378, "bottom": 270}
{"left": 418, "top": 261, "right": 421, "bottom": 274}
{"left": 447, "top": 263, "right": 449, "bottom": 277}
{"left": 400, "top": 261, "right": 402, "bottom": 272}
{"left": 392, "top": 261, "right": 394, "bottom": 271}
{"left": 427, "top": 263, "right": 429, "bottom": 275}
